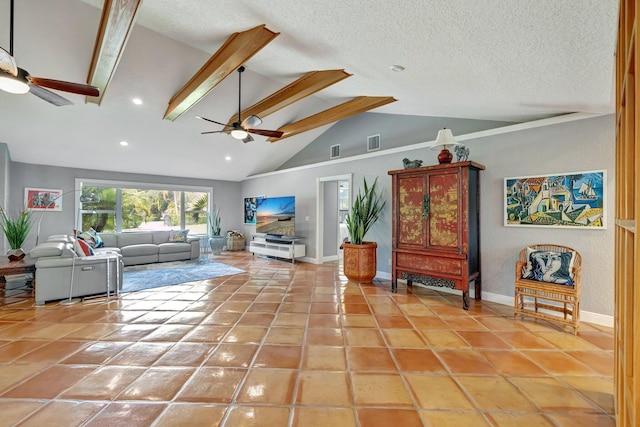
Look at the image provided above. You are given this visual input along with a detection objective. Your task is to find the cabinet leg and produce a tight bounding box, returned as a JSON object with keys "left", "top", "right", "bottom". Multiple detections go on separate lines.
{"left": 463, "top": 291, "right": 470, "bottom": 310}
{"left": 392, "top": 280, "right": 397, "bottom": 293}
{"left": 407, "top": 279, "right": 413, "bottom": 287}
{"left": 474, "top": 276, "right": 481, "bottom": 300}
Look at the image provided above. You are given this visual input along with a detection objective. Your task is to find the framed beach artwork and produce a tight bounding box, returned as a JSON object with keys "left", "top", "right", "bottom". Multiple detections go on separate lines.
{"left": 25, "top": 188, "right": 63, "bottom": 211}
{"left": 504, "top": 170, "right": 606, "bottom": 229}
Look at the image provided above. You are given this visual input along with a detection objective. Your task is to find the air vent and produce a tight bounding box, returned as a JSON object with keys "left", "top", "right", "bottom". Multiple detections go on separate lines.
{"left": 330, "top": 144, "right": 340, "bottom": 159}
{"left": 367, "top": 134, "right": 380, "bottom": 152}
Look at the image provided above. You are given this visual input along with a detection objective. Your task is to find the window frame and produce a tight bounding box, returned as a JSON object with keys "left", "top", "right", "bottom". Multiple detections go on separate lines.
{"left": 76, "top": 178, "right": 213, "bottom": 233}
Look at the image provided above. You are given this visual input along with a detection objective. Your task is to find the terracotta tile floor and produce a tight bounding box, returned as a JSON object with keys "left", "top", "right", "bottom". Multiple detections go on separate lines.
{"left": 0, "top": 252, "right": 615, "bottom": 426}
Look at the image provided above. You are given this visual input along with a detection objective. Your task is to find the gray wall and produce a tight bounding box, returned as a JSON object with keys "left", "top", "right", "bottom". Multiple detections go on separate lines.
{"left": 241, "top": 114, "right": 615, "bottom": 317}
{"left": 278, "top": 112, "right": 513, "bottom": 170}
{"left": 10, "top": 162, "right": 242, "bottom": 251}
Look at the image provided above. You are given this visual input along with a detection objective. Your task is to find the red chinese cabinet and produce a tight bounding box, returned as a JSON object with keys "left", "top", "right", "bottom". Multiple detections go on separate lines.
{"left": 388, "top": 161, "right": 485, "bottom": 309}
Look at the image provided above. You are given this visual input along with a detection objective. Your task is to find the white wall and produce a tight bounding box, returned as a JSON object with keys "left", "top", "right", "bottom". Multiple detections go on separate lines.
{"left": 241, "top": 114, "right": 615, "bottom": 317}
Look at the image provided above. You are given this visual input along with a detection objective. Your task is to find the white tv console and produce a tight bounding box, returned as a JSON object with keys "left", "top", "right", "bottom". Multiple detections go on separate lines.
{"left": 249, "top": 235, "right": 305, "bottom": 263}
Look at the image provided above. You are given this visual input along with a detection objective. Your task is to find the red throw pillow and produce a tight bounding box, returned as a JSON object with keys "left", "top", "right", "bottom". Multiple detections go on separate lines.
{"left": 74, "top": 238, "right": 94, "bottom": 256}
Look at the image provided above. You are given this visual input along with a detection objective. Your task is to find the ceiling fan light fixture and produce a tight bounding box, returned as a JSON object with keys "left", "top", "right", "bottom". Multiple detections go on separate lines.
{"left": 0, "top": 69, "right": 28, "bottom": 94}
{"left": 231, "top": 128, "right": 248, "bottom": 139}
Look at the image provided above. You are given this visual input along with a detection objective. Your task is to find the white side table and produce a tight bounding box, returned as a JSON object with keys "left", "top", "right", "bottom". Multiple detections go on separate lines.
{"left": 199, "top": 235, "right": 210, "bottom": 258}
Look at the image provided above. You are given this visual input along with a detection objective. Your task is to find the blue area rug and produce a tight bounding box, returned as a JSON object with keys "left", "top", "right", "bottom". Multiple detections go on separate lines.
{"left": 121, "top": 258, "right": 245, "bottom": 293}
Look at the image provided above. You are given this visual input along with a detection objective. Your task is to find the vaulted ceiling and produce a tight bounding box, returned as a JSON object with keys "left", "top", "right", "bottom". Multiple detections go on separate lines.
{"left": 0, "top": 0, "right": 618, "bottom": 181}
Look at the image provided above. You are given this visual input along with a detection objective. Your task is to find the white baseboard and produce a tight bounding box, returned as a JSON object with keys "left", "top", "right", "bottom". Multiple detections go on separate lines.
{"left": 378, "top": 277, "right": 614, "bottom": 328}
{"left": 481, "top": 291, "right": 614, "bottom": 328}
{"left": 376, "top": 271, "right": 391, "bottom": 280}
{"left": 323, "top": 255, "right": 338, "bottom": 262}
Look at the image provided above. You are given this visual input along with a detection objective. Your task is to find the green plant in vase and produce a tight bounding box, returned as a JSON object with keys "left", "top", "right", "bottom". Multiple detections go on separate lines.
{"left": 343, "top": 177, "right": 386, "bottom": 283}
{"left": 345, "top": 177, "right": 386, "bottom": 245}
{"left": 208, "top": 206, "right": 225, "bottom": 255}
{"left": 0, "top": 206, "right": 33, "bottom": 261}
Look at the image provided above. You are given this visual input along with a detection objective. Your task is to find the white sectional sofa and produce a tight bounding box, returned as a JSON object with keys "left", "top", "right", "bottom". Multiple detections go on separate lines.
{"left": 98, "top": 230, "right": 200, "bottom": 266}
{"left": 30, "top": 241, "right": 123, "bottom": 305}
{"left": 29, "top": 230, "right": 199, "bottom": 304}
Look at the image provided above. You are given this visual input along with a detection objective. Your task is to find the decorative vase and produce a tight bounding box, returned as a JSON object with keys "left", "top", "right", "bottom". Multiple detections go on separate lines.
{"left": 209, "top": 236, "right": 226, "bottom": 255}
{"left": 7, "top": 248, "right": 25, "bottom": 262}
{"left": 342, "top": 241, "right": 377, "bottom": 283}
{"left": 437, "top": 147, "right": 453, "bottom": 164}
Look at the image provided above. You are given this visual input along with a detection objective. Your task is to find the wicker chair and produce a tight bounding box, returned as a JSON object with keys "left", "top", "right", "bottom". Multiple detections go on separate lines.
{"left": 514, "top": 244, "right": 582, "bottom": 334}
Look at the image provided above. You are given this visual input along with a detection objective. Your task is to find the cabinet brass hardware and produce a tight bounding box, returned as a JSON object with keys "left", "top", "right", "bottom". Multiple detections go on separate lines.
{"left": 422, "top": 194, "right": 430, "bottom": 218}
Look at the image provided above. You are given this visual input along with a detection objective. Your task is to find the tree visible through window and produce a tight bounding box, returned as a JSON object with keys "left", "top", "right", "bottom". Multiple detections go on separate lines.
{"left": 79, "top": 185, "right": 210, "bottom": 234}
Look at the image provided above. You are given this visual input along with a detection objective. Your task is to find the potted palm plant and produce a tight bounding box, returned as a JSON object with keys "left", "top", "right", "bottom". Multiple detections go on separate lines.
{"left": 208, "top": 206, "right": 225, "bottom": 255}
{"left": 342, "top": 177, "right": 386, "bottom": 283}
{"left": 0, "top": 206, "right": 33, "bottom": 261}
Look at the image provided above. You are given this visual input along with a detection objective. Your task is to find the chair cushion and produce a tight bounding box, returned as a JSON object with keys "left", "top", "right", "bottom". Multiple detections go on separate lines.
{"left": 522, "top": 247, "right": 576, "bottom": 285}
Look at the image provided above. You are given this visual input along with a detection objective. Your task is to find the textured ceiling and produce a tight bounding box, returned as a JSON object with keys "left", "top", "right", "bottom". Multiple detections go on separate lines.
{"left": 0, "top": 0, "right": 619, "bottom": 181}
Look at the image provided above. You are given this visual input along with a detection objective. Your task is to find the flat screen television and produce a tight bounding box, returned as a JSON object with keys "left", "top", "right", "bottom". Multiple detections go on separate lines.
{"left": 256, "top": 196, "right": 296, "bottom": 237}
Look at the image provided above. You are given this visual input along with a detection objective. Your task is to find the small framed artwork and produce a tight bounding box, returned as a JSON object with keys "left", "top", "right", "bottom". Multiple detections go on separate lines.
{"left": 504, "top": 169, "right": 606, "bottom": 229}
{"left": 244, "top": 197, "right": 258, "bottom": 224}
{"left": 25, "top": 188, "right": 63, "bottom": 211}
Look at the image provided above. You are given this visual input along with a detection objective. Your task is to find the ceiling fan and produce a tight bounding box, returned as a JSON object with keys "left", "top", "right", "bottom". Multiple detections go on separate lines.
{"left": 0, "top": 0, "right": 99, "bottom": 106}
{"left": 196, "top": 66, "right": 283, "bottom": 143}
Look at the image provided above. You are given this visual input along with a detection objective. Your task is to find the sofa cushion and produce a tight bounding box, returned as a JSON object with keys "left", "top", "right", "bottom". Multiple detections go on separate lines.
{"left": 30, "top": 242, "right": 65, "bottom": 258}
{"left": 118, "top": 233, "right": 153, "bottom": 247}
{"left": 99, "top": 233, "right": 118, "bottom": 248}
{"left": 94, "top": 247, "right": 121, "bottom": 256}
{"left": 158, "top": 242, "right": 192, "bottom": 254}
{"left": 120, "top": 244, "right": 158, "bottom": 257}
{"left": 168, "top": 230, "right": 189, "bottom": 243}
{"left": 152, "top": 231, "right": 171, "bottom": 244}
{"left": 47, "top": 234, "right": 73, "bottom": 243}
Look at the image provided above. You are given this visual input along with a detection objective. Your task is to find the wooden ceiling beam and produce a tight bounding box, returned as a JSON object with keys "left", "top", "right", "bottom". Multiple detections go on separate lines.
{"left": 86, "top": 0, "right": 143, "bottom": 105}
{"left": 227, "top": 69, "right": 352, "bottom": 125}
{"left": 163, "top": 25, "right": 279, "bottom": 121}
{"left": 267, "top": 96, "right": 397, "bottom": 142}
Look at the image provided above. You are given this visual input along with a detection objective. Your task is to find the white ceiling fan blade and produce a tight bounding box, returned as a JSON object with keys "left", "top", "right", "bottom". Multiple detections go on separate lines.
{"left": 0, "top": 47, "right": 18, "bottom": 76}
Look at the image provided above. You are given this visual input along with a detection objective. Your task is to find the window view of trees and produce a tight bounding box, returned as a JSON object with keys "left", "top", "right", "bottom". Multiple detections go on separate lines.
{"left": 79, "top": 185, "right": 210, "bottom": 234}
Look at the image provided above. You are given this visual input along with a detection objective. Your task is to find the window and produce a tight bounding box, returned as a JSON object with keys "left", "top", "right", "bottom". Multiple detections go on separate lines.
{"left": 78, "top": 180, "right": 212, "bottom": 234}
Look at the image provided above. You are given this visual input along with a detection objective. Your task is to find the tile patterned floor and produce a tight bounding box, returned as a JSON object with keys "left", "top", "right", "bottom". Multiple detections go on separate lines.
{"left": 0, "top": 252, "right": 614, "bottom": 426}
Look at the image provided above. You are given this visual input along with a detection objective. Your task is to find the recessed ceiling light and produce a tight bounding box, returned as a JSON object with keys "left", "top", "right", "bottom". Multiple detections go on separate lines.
{"left": 225, "top": 156, "right": 231, "bottom": 161}
{"left": 119, "top": 141, "right": 129, "bottom": 146}
{"left": 390, "top": 64, "right": 405, "bottom": 72}
{"left": 132, "top": 98, "right": 143, "bottom": 105}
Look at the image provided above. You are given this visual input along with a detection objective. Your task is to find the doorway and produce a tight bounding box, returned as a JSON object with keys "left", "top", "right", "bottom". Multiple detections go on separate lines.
{"left": 315, "top": 173, "right": 352, "bottom": 264}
